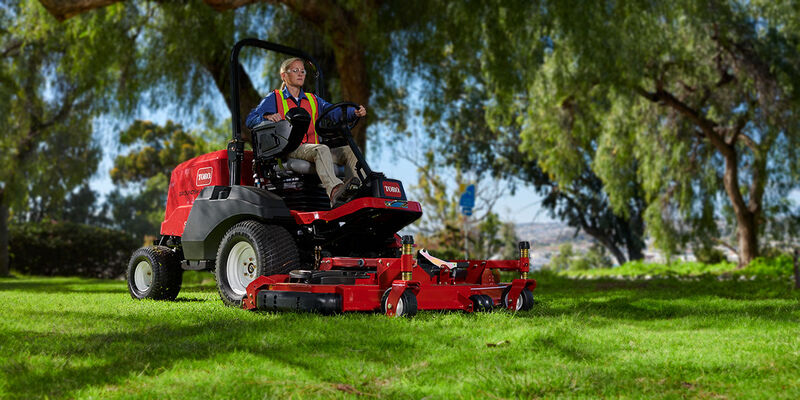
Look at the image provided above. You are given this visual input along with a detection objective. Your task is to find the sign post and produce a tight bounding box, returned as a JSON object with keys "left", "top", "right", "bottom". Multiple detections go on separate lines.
{"left": 459, "top": 184, "right": 476, "bottom": 260}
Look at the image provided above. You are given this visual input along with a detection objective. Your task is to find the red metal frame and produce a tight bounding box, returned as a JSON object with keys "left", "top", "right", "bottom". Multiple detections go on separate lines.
{"left": 161, "top": 150, "right": 254, "bottom": 236}
{"left": 290, "top": 198, "right": 422, "bottom": 225}
{"left": 242, "top": 248, "right": 537, "bottom": 315}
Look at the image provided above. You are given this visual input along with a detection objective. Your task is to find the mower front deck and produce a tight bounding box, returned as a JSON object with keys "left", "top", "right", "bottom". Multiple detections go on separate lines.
{"left": 242, "top": 238, "right": 536, "bottom": 316}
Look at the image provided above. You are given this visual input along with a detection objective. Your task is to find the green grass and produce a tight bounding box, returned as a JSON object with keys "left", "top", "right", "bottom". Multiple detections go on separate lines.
{"left": 560, "top": 255, "right": 798, "bottom": 279}
{"left": 1, "top": 272, "right": 799, "bottom": 399}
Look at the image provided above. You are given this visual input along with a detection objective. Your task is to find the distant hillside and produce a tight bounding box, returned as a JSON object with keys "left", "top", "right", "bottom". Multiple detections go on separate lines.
{"left": 513, "top": 222, "right": 595, "bottom": 268}
{"left": 514, "top": 222, "right": 592, "bottom": 247}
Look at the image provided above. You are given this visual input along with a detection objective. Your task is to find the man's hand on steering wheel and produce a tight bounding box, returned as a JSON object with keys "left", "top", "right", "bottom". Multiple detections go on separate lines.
{"left": 354, "top": 105, "right": 367, "bottom": 118}
{"left": 315, "top": 102, "right": 367, "bottom": 137}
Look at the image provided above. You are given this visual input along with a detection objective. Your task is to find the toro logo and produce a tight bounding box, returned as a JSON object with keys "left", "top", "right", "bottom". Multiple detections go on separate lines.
{"left": 196, "top": 167, "right": 213, "bottom": 186}
{"left": 382, "top": 181, "right": 402, "bottom": 198}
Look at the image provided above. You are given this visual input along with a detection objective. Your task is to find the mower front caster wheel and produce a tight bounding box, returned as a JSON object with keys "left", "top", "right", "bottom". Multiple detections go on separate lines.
{"left": 470, "top": 294, "right": 494, "bottom": 312}
{"left": 502, "top": 287, "right": 534, "bottom": 311}
{"left": 380, "top": 289, "right": 418, "bottom": 317}
{"left": 127, "top": 246, "right": 183, "bottom": 300}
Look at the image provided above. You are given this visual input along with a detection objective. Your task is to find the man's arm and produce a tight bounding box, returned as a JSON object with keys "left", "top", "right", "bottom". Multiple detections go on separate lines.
{"left": 316, "top": 96, "right": 359, "bottom": 121}
{"left": 245, "top": 92, "right": 277, "bottom": 129}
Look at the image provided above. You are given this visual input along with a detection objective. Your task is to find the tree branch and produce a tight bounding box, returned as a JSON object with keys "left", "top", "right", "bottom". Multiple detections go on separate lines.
{"left": 736, "top": 131, "right": 758, "bottom": 153}
{"left": 711, "top": 236, "right": 737, "bottom": 254}
{"left": 204, "top": 0, "right": 263, "bottom": 11}
{"left": 38, "top": 0, "right": 124, "bottom": 21}
{"left": 1, "top": 39, "right": 22, "bottom": 58}
{"left": 635, "top": 85, "right": 735, "bottom": 157}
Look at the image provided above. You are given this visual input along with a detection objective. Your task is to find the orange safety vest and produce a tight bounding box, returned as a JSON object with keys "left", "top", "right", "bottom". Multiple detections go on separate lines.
{"left": 274, "top": 89, "right": 319, "bottom": 144}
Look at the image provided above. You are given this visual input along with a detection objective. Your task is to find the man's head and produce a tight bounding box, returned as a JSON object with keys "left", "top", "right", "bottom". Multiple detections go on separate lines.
{"left": 280, "top": 57, "right": 306, "bottom": 90}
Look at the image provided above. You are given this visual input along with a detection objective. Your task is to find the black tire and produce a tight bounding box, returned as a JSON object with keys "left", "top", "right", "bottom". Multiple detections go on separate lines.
{"left": 470, "top": 294, "right": 493, "bottom": 312}
{"left": 215, "top": 221, "right": 300, "bottom": 307}
{"left": 127, "top": 246, "right": 183, "bottom": 300}
{"left": 502, "top": 287, "right": 534, "bottom": 311}
{"left": 380, "top": 288, "right": 418, "bottom": 317}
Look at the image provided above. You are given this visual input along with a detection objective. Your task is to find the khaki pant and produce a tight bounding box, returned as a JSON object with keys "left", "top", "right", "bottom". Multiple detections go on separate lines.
{"left": 287, "top": 144, "right": 359, "bottom": 196}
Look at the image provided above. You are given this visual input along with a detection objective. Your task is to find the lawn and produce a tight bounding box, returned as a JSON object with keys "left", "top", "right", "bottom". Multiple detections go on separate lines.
{"left": 1, "top": 272, "right": 799, "bottom": 399}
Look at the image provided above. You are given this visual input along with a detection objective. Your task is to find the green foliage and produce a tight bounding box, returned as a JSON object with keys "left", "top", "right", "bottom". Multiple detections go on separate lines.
{"left": 0, "top": 0, "right": 131, "bottom": 216}
{"left": 382, "top": 1, "right": 647, "bottom": 264}
{"left": 547, "top": 243, "right": 573, "bottom": 272}
{"left": 694, "top": 245, "right": 728, "bottom": 265}
{"left": 548, "top": 243, "right": 613, "bottom": 272}
{"left": 743, "top": 255, "right": 795, "bottom": 277}
{"left": 522, "top": 1, "right": 800, "bottom": 260}
{"left": 390, "top": 0, "right": 800, "bottom": 264}
{"left": 560, "top": 256, "right": 799, "bottom": 279}
{"left": 8, "top": 220, "right": 139, "bottom": 278}
{"left": 107, "top": 175, "right": 169, "bottom": 240}
{"left": 572, "top": 245, "right": 614, "bottom": 271}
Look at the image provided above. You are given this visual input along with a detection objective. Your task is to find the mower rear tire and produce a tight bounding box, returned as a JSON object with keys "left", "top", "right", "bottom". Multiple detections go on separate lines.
{"left": 502, "top": 287, "right": 534, "bottom": 311}
{"left": 215, "top": 221, "right": 300, "bottom": 307}
{"left": 127, "top": 246, "right": 183, "bottom": 300}
{"left": 380, "top": 288, "right": 418, "bottom": 317}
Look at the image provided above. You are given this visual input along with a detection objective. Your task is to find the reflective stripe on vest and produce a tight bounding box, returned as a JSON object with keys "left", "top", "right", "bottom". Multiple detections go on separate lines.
{"left": 274, "top": 89, "right": 319, "bottom": 144}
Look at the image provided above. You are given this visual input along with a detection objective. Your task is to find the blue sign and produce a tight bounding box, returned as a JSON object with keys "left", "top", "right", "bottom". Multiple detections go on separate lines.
{"left": 459, "top": 184, "right": 475, "bottom": 208}
{"left": 459, "top": 184, "right": 475, "bottom": 216}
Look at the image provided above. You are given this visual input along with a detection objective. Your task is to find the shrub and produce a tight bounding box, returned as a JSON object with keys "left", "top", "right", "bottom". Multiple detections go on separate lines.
{"left": 694, "top": 246, "right": 727, "bottom": 264}
{"left": 548, "top": 243, "right": 575, "bottom": 271}
{"left": 742, "top": 255, "right": 794, "bottom": 277}
{"left": 573, "top": 245, "right": 613, "bottom": 270}
{"left": 9, "top": 220, "right": 141, "bottom": 278}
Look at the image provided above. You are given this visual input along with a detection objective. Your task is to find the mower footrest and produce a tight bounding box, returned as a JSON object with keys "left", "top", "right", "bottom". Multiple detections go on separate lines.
{"left": 256, "top": 290, "right": 342, "bottom": 314}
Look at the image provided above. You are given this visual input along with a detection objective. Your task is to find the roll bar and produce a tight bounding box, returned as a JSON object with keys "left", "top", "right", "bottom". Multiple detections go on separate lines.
{"left": 228, "top": 38, "right": 325, "bottom": 186}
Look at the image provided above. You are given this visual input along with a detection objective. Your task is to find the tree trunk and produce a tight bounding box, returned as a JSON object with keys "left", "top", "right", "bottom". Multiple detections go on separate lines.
{"left": 605, "top": 240, "right": 627, "bottom": 266}
{"left": 582, "top": 225, "right": 627, "bottom": 265}
{"left": 720, "top": 152, "right": 759, "bottom": 267}
{"left": 0, "top": 190, "right": 9, "bottom": 277}
{"left": 333, "top": 43, "right": 370, "bottom": 151}
{"left": 625, "top": 234, "right": 645, "bottom": 262}
{"left": 793, "top": 249, "right": 800, "bottom": 290}
{"left": 736, "top": 211, "right": 759, "bottom": 266}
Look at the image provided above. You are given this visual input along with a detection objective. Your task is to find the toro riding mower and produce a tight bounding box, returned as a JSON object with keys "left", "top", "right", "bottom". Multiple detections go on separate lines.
{"left": 126, "top": 39, "right": 536, "bottom": 316}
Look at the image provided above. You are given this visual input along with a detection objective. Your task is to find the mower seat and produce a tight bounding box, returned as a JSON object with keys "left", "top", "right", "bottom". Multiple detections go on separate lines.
{"left": 276, "top": 158, "right": 346, "bottom": 177}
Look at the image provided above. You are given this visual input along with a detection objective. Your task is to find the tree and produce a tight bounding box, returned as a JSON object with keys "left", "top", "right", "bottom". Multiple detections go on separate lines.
{"left": 394, "top": 0, "right": 800, "bottom": 266}
{"left": 37, "top": 0, "right": 381, "bottom": 150}
{"left": 520, "top": 1, "right": 800, "bottom": 265}
{"left": 378, "top": 1, "right": 647, "bottom": 265}
{"left": 422, "top": 76, "right": 647, "bottom": 264}
{"left": 0, "top": 1, "right": 140, "bottom": 276}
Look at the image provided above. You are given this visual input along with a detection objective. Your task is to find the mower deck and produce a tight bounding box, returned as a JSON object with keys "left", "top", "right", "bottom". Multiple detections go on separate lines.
{"left": 242, "top": 242, "right": 537, "bottom": 316}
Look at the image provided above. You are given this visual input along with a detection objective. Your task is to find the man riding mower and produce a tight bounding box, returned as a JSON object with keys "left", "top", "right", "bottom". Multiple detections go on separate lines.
{"left": 126, "top": 39, "right": 536, "bottom": 316}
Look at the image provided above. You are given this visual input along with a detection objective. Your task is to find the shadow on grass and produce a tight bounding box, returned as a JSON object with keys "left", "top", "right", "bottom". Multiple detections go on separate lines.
{"left": 0, "top": 308, "right": 492, "bottom": 399}
{"left": 0, "top": 278, "right": 124, "bottom": 294}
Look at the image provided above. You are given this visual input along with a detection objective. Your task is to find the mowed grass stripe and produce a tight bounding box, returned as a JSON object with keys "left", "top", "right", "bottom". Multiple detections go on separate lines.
{"left": 1, "top": 273, "right": 799, "bottom": 399}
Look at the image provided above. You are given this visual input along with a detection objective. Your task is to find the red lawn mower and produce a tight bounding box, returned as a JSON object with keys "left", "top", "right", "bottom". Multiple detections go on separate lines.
{"left": 126, "top": 39, "right": 536, "bottom": 316}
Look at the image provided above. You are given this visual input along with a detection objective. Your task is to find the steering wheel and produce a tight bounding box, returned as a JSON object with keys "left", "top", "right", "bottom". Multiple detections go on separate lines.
{"left": 315, "top": 102, "right": 362, "bottom": 139}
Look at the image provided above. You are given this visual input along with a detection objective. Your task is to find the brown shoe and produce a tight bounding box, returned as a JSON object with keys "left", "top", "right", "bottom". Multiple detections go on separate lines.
{"left": 329, "top": 183, "right": 346, "bottom": 207}
{"left": 329, "top": 177, "right": 361, "bottom": 207}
